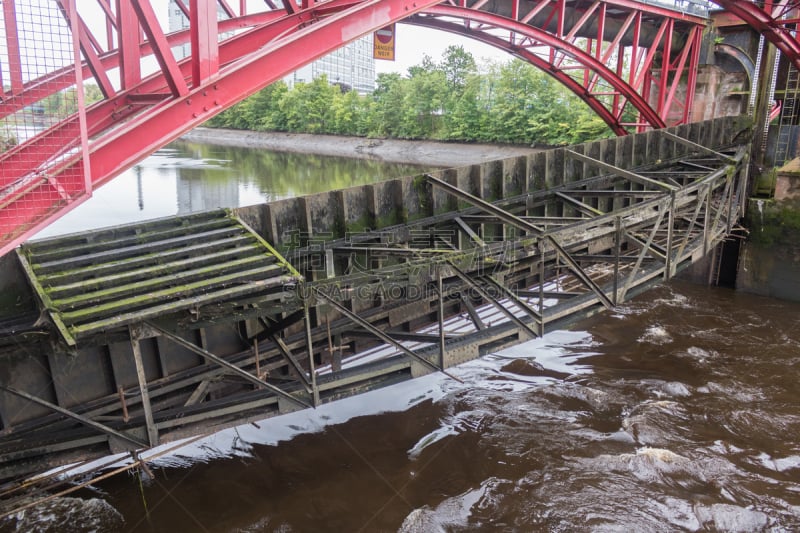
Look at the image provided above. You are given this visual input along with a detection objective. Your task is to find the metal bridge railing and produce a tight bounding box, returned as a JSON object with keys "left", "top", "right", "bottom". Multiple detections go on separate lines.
{"left": 638, "top": 0, "right": 710, "bottom": 16}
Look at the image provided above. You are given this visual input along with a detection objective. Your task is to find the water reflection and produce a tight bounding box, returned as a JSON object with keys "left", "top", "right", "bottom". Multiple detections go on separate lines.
{"left": 34, "top": 141, "right": 428, "bottom": 239}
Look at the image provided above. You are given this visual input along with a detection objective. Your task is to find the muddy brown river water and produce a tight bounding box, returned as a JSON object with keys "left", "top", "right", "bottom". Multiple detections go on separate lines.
{"left": 5, "top": 280, "right": 799, "bottom": 532}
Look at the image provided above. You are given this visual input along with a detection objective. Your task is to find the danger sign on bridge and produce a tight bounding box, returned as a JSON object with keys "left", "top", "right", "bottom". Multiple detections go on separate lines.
{"left": 373, "top": 24, "right": 395, "bottom": 61}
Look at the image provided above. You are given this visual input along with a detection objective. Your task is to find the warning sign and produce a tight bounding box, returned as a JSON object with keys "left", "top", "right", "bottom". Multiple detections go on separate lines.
{"left": 373, "top": 24, "right": 395, "bottom": 61}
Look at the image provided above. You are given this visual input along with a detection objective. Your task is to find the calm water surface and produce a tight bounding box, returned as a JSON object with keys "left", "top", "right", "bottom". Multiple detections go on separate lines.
{"left": 8, "top": 145, "right": 800, "bottom": 532}
{"left": 34, "top": 141, "right": 428, "bottom": 239}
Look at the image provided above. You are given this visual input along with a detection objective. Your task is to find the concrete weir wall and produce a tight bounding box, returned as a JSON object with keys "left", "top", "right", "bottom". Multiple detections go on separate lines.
{"left": 235, "top": 117, "right": 749, "bottom": 252}
{"left": 738, "top": 243, "right": 800, "bottom": 301}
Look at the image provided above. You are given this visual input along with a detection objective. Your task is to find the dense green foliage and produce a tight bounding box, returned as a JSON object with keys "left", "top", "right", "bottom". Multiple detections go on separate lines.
{"left": 206, "top": 46, "right": 613, "bottom": 146}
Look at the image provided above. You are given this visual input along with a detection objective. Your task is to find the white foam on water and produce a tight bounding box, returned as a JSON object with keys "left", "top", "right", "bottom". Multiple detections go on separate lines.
{"left": 693, "top": 503, "right": 770, "bottom": 533}
{"left": 399, "top": 481, "right": 488, "bottom": 532}
{"left": 638, "top": 325, "right": 673, "bottom": 345}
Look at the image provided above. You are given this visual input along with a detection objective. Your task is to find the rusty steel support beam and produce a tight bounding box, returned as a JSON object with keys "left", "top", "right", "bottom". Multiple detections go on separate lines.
{"left": 313, "top": 288, "right": 464, "bottom": 383}
{"left": 479, "top": 273, "right": 543, "bottom": 328}
{"left": 660, "top": 131, "right": 736, "bottom": 163}
{"left": 437, "top": 270, "right": 446, "bottom": 370}
{"left": 129, "top": 325, "right": 159, "bottom": 447}
{"left": 620, "top": 207, "right": 666, "bottom": 300}
{"left": 303, "top": 301, "right": 320, "bottom": 406}
{"left": 454, "top": 217, "right": 486, "bottom": 248}
{"left": 459, "top": 293, "right": 486, "bottom": 331}
{"left": 664, "top": 191, "right": 676, "bottom": 280}
{"left": 0, "top": 386, "right": 147, "bottom": 449}
{"left": 268, "top": 332, "right": 313, "bottom": 393}
{"left": 145, "top": 321, "right": 312, "bottom": 409}
{"left": 448, "top": 263, "right": 540, "bottom": 339}
{"left": 564, "top": 150, "right": 678, "bottom": 192}
{"left": 425, "top": 173, "right": 616, "bottom": 310}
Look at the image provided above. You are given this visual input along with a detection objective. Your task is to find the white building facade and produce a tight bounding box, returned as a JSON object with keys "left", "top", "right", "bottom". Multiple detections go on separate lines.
{"left": 284, "top": 37, "right": 376, "bottom": 94}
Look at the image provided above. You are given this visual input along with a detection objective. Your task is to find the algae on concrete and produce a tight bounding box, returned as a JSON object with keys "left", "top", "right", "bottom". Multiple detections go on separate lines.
{"left": 745, "top": 198, "right": 800, "bottom": 248}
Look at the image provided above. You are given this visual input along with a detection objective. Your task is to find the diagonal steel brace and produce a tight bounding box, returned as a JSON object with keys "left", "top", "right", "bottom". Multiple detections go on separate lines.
{"left": 312, "top": 288, "right": 464, "bottom": 383}
{"left": 0, "top": 386, "right": 147, "bottom": 449}
{"left": 145, "top": 322, "right": 311, "bottom": 409}
{"left": 425, "top": 174, "right": 615, "bottom": 310}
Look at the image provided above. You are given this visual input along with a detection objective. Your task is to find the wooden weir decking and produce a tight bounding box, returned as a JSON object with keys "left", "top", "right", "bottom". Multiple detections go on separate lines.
{"left": 0, "top": 116, "right": 751, "bottom": 496}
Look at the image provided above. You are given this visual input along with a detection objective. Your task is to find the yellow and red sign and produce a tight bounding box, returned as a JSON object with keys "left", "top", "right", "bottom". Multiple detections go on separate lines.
{"left": 373, "top": 24, "right": 396, "bottom": 61}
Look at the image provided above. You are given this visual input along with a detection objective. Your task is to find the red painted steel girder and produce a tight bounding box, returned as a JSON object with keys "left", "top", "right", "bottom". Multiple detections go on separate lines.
{"left": 0, "top": 10, "right": 287, "bottom": 119}
{"left": 0, "top": 0, "right": 446, "bottom": 258}
{"left": 712, "top": 0, "right": 800, "bottom": 70}
{"left": 410, "top": 16, "right": 629, "bottom": 134}
{"left": 0, "top": 0, "right": 362, "bottom": 189}
{"left": 1, "top": 0, "right": 705, "bottom": 120}
{"left": 410, "top": 5, "right": 668, "bottom": 133}
{"left": 0, "top": 0, "right": 707, "bottom": 257}
{"left": 86, "top": 0, "right": 448, "bottom": 184}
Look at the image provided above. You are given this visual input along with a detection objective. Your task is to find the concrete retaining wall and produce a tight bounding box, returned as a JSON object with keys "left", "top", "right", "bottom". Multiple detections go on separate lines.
{"left": 233, "top": 116, "right": 751, "bottom": 251}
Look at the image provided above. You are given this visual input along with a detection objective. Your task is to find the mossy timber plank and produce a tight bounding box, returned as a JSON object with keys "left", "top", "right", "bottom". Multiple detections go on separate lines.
{"left": 232, "top": 215, "right": 303, "bottom": 279}
{"left": 25, "top": 209, "right": 229, "bottom": 253}
{"left": 37, "top": 236, "right": 256, "bottom": 284}
{"left": 60, "top": 266, "right": 291, "bottom": 325}
{"left": 29, "top": 217, "right": 234, "bottom": 262}
{"left": 32, "top": 226, "right": 246, "bottom": 274}
{"left": 70, "top": 275, "right": 296, "bottom": 337}
{"left": 14, "top": 250, "right": 77, "bottom": 346}
{"left": 46, "top": 244, "right": 267, "bottom": 298}
{"left": 52, "top": 256, "right": 281, "bottom": 311}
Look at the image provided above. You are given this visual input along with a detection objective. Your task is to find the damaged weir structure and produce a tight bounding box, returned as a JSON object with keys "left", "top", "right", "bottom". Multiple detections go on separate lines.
{"left": 0, "top": 116, "right": 750, "bottom": 485}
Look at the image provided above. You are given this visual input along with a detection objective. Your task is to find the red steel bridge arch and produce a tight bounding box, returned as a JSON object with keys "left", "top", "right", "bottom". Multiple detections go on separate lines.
{"left": 0, "top": 0, "right": 708, "bottom": 256}
{"left": 712, "top": 1, "right": 800, "bottom": 70}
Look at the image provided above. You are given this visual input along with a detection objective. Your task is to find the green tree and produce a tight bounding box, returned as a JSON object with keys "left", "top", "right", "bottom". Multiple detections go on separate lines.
{"left": 202, "top": 52, "right": 619, "bottom": 145}
{"left": 399, "top": 68, "right": 448, "bottom": 138}
{"left": 331, "top": 90, "right": 368, "bottom": 135}
{"left": 439, "top": 45, "right": 477, "bottom": 93}
{"left": 445, "top": 74, "right": 487, "bottom": 141}
{"left": 254, "top": 81, "right": 290, "bottom": 131}
{"left": 369, "top": 72, "right": 408, "bottom": 137}
{"left": 279, "top": 76, "right": 337, "bottom": 133}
